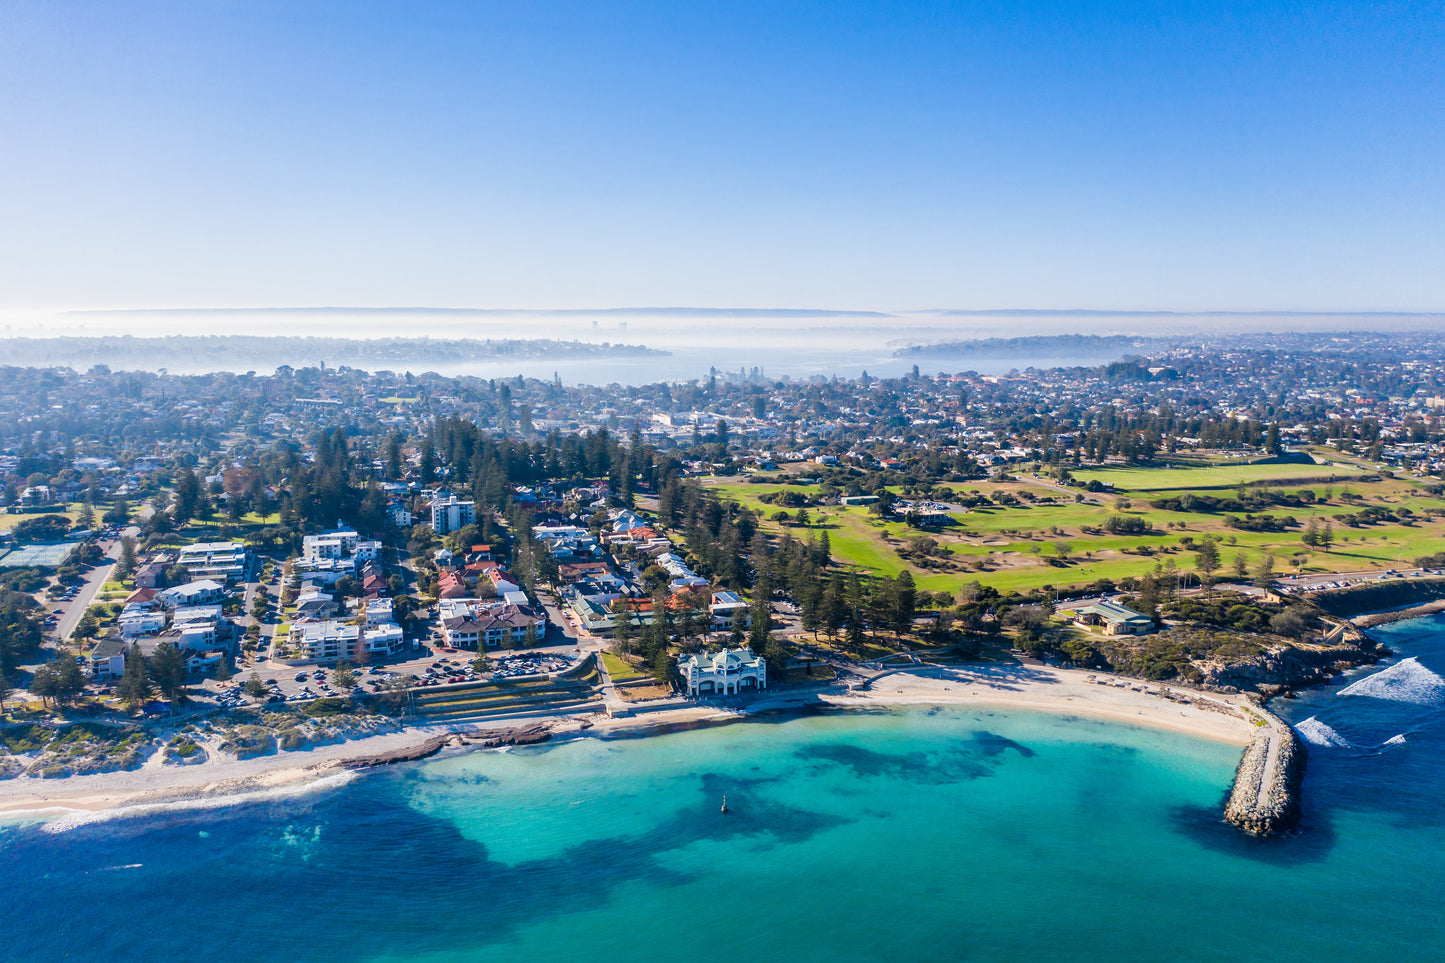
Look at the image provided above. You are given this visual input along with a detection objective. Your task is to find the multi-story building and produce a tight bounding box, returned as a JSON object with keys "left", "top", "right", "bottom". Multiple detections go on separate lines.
{"left": 175, "top": 541, "right": 249, "bottom": 583}
{"left": 679, "top": 648, "right": 767, "bottom": 697}
{"left": 437, "top": 599, "right": 547, "bottom": 649}
{"left": 430, "top": 492, "right": 476, "bottom": 534}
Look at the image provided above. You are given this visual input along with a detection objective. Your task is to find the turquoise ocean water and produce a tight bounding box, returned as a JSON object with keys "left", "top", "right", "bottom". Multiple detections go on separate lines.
{"left": 5, "top": 616, "right": 1445, "bottom": 962}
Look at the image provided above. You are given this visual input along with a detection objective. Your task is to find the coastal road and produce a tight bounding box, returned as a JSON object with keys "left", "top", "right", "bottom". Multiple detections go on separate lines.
{"left": 56, "top": 542, "right": 122, "bottom": 644}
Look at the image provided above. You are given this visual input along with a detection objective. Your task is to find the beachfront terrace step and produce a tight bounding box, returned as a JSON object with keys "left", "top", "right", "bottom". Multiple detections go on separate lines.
{"left": 414, "top": 688, "right": 601, "bottom": 714}
{"left": 412, "top": 678, "right": 590, "bottom": 699}
{"left": 411, "top": 682, "right": 597, "bottom": 709}
{"left": 416, "top": 699, "right": 605, "bottom": 723}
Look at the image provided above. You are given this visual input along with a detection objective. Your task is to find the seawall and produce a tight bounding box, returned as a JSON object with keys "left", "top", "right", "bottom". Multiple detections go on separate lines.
{"left": 1312, "top": 577, "right": 1445, "bottom": 619}
{"left": 1224, "top": 721, "right": 1306, "bottom": 836}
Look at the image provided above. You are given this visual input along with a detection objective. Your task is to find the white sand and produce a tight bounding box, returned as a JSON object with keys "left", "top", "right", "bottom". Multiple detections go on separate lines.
{"left": 0, "top": 664, "right": 1254, "bottom": 823}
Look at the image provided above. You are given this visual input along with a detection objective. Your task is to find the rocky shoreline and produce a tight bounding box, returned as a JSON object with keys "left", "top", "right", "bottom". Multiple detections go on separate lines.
{"left": 341, "top": 723, "right": 554, "bottom": 768}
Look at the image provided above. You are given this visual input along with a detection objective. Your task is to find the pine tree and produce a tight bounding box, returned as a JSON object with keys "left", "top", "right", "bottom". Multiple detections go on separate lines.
{"left": 1194, "top": 537, "right": 1220, "bottom": 583}
{"left": 118, "top": 534, "right": 138, "bottom": 578}
{"left": 1319, "top": 521, "right": 1334, "bottom": 552}
{"left": 846, "top": 608, "right": 865, "bottom": 652}
{"left": 150, "top": 641, "right": 188, "bottom": 701}
{"left": 118, "top": 647, "right": 152, "bottom": 709}
{"left": 1254, "top": 551, "right": 1276, "bottom": 589}
{"left": 892, "top": 571, "right": 916, "bottom": 639}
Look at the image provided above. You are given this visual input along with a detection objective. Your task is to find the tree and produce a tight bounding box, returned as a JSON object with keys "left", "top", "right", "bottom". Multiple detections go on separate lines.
{"left": 612, "top": 601, "right": 637, "bottom": 654}
{"left": 55, "top": 658, "right": 86, "bottom": 704}
{"left": 149, "top": 641, "right": 188, "bottom": 702}
{"left": 846, "top": 608, "right": 865, "bottom": 652}
{"left": 30, "top": 663, "right": 59, "bottom": 707}
{"left": 0, "top": 670, "right": 10, "bottom": 713}
{"left": 74, "top": 609, "right": 100, "bottom": 640}
{"left": 1319, "top": 521, "right": 1334, "bottom": 552}
{"left": 1194, "top": 537, "right": 1220, "bottom": 584}
{"left": 118, "top": 647, "right": 153, "bottom": 709}
{"left": 650, "top": 646, "right": 672, "bottom": 686}
{"left": 332, "top": 663, "right": 357, "bottom": 689}
{"left": 1302, "top": 518, "right": 1319, "bottom": 547}
{"left": 1232, "top": 551, "right": 1249, "bottom": 581}
{"left": 1053, "top": 540, "right": 1073, "bottom": 562}
{"left": 214, "top": 657, "right": 233, "bottom": 682}
{"left": 892, "top": 571, "right": 916, "bottom": 639}
{"left": 118, "top": 535, "right": 138, "bottom": 578}
{"left": 472, "top": 653, "right": 493, "bottom": 674}
{"left": 1253, "top": 551, "right": 1276, "bottom": 590}
{"left": 243, "top": 672, "right": 268, "bottom": 698}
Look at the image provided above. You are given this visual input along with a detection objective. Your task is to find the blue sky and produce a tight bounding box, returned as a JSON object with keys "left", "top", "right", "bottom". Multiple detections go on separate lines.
{"left": 1, "top": 0, "right": 1441, "bottom": 314}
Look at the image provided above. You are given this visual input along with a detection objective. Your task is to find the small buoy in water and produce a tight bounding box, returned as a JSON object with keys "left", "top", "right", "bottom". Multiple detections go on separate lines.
{"left": 720, "top": 795, "right": 729, "bottom": 814}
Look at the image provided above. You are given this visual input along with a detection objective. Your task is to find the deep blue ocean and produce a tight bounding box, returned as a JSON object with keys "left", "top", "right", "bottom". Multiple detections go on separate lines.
{"left": 5, "top": 616, "right": 1445, "bottom": 963}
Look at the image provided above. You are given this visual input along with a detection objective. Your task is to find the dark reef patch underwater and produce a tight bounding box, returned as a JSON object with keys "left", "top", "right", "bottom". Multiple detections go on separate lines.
{"left": 6, "top": 621, "right": 1445, "bottom": 963}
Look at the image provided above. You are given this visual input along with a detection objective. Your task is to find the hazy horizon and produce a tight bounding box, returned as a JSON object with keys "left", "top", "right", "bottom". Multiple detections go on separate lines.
{"left": 3, "top": 2, "right": 1441, "bottom": 314}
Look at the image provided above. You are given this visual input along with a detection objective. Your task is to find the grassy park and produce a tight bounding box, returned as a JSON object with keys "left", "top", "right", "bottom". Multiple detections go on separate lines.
{"left": 706, "top": 456, "right": 1445, "bottom": 596}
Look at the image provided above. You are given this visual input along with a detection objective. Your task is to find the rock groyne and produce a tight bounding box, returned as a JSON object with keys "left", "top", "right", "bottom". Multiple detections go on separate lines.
{"left": 1224, "top": 724, "right": 1306, "bottom": 836}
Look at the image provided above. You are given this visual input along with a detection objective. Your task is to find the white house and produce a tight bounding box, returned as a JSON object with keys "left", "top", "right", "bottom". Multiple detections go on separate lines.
{"left": 90, "top": 638, "right": 129, "bottom": 679}
{"left": 118, "top": 607, "right": 167, "bottom": 637}
{"left": 174, "top": 541, "right": 248, "bottom": 583}
{"left": 708, "top": 591, "right": 751, "bottom": 629}
{"left": 679, "top": 648, "right": 766, "bottom": 697}
{"left": 157, "top": 579, "right": 226, "bottom": 609}
{"left": 294, "top": 590, "right": 340, "bottom": 620}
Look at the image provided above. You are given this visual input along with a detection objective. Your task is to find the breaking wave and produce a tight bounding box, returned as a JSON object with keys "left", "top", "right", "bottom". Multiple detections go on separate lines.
{"left": 1384, "top": 734, "right": 1407, "bottom": 746}
{"left": 37, "top": 771, "right": 355, "bottom": 834}
{"left": 1337, "top": 657, "right": 1445, "bottom": 705}
{"left": 1295, "top": 717, "right": 1353, "bottom": 748}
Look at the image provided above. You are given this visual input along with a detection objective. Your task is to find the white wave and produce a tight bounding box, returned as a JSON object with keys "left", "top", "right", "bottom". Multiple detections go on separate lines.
{"left": 1384, "top": 734, "right": 1407, "bottom": 746}
{"left": 1337, "top": 657, "right": 1445, "bottom": 705}
{"left": 1295, "top": 716, "right": 1352, "bottom": 748}
{"left": 38, "top": 771, "right": 355, "bottom": 834}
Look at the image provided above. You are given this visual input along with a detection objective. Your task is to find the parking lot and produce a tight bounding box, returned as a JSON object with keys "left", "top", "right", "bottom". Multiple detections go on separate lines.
{"left": 205, "top": 641, "right": 584, "bottom": 708}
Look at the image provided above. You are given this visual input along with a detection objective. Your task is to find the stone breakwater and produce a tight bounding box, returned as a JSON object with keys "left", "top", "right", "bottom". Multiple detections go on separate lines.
{"left": 1224, "top": 724, "right": 1307, "bottom": 836}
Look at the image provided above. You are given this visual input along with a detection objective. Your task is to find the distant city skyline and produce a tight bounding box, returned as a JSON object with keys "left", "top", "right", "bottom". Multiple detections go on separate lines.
{"left": 1, "top": 1, "right": 1441, "bottom": 315}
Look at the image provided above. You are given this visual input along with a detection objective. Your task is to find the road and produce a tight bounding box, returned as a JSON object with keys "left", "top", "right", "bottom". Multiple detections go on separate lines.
{"left": 1275, "top": 567, "right": 1437, "bottom": 593}
{"left": 55, "top": 530, "right": 133, "bottom": 644}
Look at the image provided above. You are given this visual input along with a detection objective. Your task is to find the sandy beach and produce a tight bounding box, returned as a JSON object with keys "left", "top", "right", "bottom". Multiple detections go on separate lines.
{"left": 0, "top": 663, "right": 1256, "bottom": 826}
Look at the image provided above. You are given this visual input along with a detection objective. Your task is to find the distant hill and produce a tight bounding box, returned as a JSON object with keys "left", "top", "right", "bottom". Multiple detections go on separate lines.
{"left": 0, "top": 335, "right": 669, "bottom": 373}
{"left": 894, "top": 333, "right": 1173, "bottom": 360}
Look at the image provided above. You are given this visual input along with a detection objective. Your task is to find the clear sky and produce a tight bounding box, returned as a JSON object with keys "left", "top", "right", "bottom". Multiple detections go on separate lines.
{"left": 1, "top": 0, "right": 1441, "bottom": 315}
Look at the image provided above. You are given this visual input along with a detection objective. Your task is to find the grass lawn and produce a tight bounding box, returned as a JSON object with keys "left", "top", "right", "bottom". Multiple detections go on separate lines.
{"left": 0, "top": 505, "right": 85, "bottom": 532}
{"left": 600, "top": 651, "right": 646, "bottom": 682}
{"left": 778, "top": 663, "right": 838, "bottom": 683}
{"left": 616, "top": 683, "right": 673, "bottom": 702}
{"left": 706, "top": 470, "right": 1445, "bottom": 597}
{"left": 1070, "top": 460, "right": 1367, "bottom": 492}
